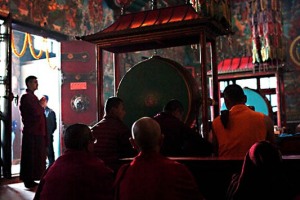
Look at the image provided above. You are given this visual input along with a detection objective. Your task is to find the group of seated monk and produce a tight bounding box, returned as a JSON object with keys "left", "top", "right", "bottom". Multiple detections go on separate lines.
{"left": 33, "top": 84, "right": 300, "bottom": 199}
{"left": 33, "top": 117, "right": 300, "bottom": 200}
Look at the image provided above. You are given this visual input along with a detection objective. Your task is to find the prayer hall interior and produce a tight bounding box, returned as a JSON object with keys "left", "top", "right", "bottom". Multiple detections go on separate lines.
{"left": 0, "top": 0, "right": 300, "bottom": 199}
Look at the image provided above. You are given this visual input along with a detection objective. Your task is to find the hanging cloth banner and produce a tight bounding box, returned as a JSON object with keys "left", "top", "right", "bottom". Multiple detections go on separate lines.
{"left": 250, "top": 0, "right": 283, "bottom": 65}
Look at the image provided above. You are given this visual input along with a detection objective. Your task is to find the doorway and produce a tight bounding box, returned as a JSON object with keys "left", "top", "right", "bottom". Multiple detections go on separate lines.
{"left": 11, "top": 30, "right": 62, "bottom": 176}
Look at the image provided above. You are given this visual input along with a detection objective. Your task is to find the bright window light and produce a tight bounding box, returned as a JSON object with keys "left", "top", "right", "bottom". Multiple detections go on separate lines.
{"left": 33, "top": 35, "right": 55, "bottom": 53}
{"left": 260, "top": 77, "right": 276, "bottom": 89}
{"left": 236, "top": 78, "right": 257, "bottom": 89}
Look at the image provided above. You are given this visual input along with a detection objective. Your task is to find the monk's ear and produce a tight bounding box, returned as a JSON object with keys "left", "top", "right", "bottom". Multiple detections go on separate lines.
{"left": 243, "top": 94, "right": 247, "bottom": 103}
{"left": 129, "top": 137, "right": 139, "bottom": 151}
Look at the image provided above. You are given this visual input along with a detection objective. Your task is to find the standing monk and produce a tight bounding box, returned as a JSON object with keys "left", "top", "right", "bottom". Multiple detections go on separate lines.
{"left": 19, "top": 75, "right": 47, "bottom": 188}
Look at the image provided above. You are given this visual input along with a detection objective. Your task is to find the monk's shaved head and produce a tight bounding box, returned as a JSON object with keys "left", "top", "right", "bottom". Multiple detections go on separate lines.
{"left": 132, "top": 117, "right": 162, "bottom": 152}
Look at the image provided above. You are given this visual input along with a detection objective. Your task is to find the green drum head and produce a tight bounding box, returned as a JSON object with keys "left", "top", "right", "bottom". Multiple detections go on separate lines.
{"left": 117, "top": 56, "right": 200, "bottom": 128}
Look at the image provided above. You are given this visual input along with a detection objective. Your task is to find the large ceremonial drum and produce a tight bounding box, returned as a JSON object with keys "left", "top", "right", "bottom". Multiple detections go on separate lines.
{"left": 117, "top": 55, "right": 201, "bottom": 128}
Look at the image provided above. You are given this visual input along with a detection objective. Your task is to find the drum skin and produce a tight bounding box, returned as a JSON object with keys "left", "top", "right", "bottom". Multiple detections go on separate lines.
{"left": 117, "top": 55, "right": 201, "bottom": 128}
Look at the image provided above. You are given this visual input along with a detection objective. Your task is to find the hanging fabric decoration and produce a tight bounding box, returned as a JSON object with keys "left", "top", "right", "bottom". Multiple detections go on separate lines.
{"left": 11, "top": 31, "right": 28, "bottom": 58}
{"left": 27, "top": 33, "right": 43, "bottom": 59}
{"left": 11, "top": 31, "right": 56, "bottom": 69}
{"left": 45, "top": 46, "right": 57, "bottom": 70}
{"left": 250, "top": 0, "right": 283, "bottom": 67}
{"left": 190, "top": 0, "right": 231, "bottom": 27}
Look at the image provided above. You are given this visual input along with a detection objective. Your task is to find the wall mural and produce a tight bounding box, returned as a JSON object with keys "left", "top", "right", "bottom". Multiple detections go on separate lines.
{"left": 1, "top": 0, "right": 112, "bottom": 37}
{"left": 0, "top": 0, "right": 299, "bottom": 123}
{"left": 279, "top": 0, "right": 300, "bottom": 122}
{"left": 0, "top": 0, "right": 8, "bottom": 11}
{"left": 219, "top": 0, "right": 300, "bottom": 122}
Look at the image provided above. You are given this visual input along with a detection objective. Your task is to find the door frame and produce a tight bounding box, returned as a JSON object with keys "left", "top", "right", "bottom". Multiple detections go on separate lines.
{"left": 0, "top": 18, "right": 68, "bottom": 178}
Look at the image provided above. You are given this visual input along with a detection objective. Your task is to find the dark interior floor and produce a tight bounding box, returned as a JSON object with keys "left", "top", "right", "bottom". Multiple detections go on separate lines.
{"left": 0, "top": 177, "right": 37, "bottom": 200}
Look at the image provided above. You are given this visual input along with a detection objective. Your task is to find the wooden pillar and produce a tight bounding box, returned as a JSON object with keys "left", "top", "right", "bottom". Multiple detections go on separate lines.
{"left": 200, "top": 32, "right": 208, "bottom": 138}
{"left": 210, "top": 39, "right": 219, "bottom": 119}
{"left": 98, "top": 48, "right": 104, "bottom": 119}
{"left": 276, "top": 68, "right": 286, "bottom": 128}
{"left": 113, "top": 53, "right": 120, "bottom": 95}
{"left": 2, "top": 14, "right": 12, "bottom": 178}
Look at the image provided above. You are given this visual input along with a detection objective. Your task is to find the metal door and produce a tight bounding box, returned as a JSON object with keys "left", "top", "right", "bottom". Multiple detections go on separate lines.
{"left": 60, "top": 40, "right": 98, "bottom": 151}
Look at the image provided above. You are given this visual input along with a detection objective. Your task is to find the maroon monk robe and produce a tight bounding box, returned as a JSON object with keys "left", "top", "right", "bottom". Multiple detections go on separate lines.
{"left": 115, "top": 151, "right": 204, "bottom": 200}
{"left": 19, "top": 89, "right": 47, "bottom": 182}
{"left": 35, "top": 150, "right": 114, "bottom": 200}
{"left": 92, "top": 115, "right": 136, "bottom": 173}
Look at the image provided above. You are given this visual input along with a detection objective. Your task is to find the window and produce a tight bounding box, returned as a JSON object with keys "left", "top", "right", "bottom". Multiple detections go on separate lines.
{"left": 217, "top": 75, "right": 277, "bottom": 122}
